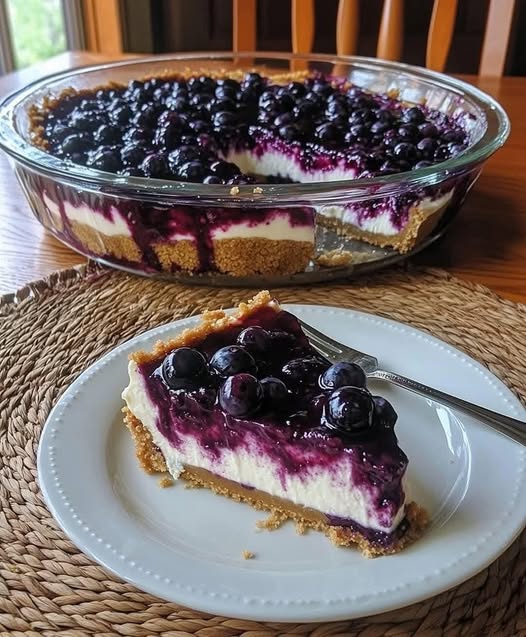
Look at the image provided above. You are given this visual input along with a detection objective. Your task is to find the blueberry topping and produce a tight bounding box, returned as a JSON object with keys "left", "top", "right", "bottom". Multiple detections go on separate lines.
{"left": 236, "top": 326, "right": 272, "bottom": 355}
{"left": 161, "top": 347, "right": 208, "bottom": 390}
{"left": 325, "top": 386, "right": 375, "bottom": 434}
{"left": 319, "top": 362, "right": 367, "bottom": 390}
{"left": 281, "top": 356, "right": 330, "bottom": 392}
{"left": 41, "top": 70, "right": 468, "bottom": 178}
{"left": 210, "top": 345, "right": 257, "bottom": 377}
{"left": 372, "top": 395, "right": 398, "bottom": 428}
{"left": 260, "top": 376, "right": 289, "bottom": 406}
{"left": 87, "top": 147, "right": 122, "bottom": 172}
{"left": 219, "top": 373, "right": 263, "bottom": 417}
{"left": 141, "top": 153, "right": 169, "bottom": 178}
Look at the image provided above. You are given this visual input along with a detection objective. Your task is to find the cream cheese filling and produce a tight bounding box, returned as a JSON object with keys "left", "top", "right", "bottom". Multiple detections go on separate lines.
{"left": 122, "top": 360, "right": 406, "bottom": 533}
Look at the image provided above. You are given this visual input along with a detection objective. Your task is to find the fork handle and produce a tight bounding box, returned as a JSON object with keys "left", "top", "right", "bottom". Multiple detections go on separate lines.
{"left": 370, "top": 369, "right": 526, "bottom": 446}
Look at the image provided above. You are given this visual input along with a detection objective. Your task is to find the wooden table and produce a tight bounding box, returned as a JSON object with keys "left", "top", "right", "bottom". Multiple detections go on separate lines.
{"left": 1, "top": 52, "right": 525, "bottom": 302}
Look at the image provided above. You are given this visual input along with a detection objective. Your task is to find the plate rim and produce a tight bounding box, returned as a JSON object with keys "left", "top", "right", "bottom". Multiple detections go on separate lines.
{"left": 37, "top": 304, "right": 526, "bottom": 622}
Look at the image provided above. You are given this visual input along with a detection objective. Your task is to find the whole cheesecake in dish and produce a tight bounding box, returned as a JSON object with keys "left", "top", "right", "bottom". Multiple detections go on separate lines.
{"left": 122, "top": 291, "right": 428, "bottom": 556}
{"left": 27, "top": 70, "right": 470, "bottom": 276}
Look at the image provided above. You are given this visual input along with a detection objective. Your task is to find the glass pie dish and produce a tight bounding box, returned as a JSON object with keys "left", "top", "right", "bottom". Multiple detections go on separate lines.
{"left": 0, "top": 52, "right": 510, "bottom": 286}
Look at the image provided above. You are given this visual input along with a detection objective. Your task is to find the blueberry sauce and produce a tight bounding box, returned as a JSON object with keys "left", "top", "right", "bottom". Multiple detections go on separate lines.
{"left": 139, "top": 306, "right": 409, "bottom": 542}
{"left": 39, "top": 72, "right": 469, "bottom": 184}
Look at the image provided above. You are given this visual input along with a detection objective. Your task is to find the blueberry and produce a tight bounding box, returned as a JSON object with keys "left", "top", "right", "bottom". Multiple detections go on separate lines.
{"left": 281, "top": 356, "right": 330, "bottom": 392}
{"left": 325, "top": 386, "right": 374, "bottom": 434}
{"left": 319, "top": 362, "right": 366, "bottom": 390}
{"left": 219, "top": 373, "right": 263, "bottom": 417}
{"left": 140, "top": 153, "right": 169, "bottom": 178}
{"left": 61, "top": 133, "right": 91, "bottom": 155}
{"left": 434, "top": 144, "right": 451, "bottom": 161}
{"left": 403, "top": 106, "right": 426, "bottom": 124}
{"left": 413, "top": 160, "right": 433, "bottom": 170}
{"left": 372, "top": 395, "right": 398, "bottom": 428}
{"left": 417, "top": 137, "right": 437, "bottom": 157}
{"left": 392, "top": 142, "right": 417, "bottom": 162}
{"left": 288, "top": 81, "right": 306, "bottom": 98}
{"left": 124, "top": 127, "right": 153, "bottom": 144}
{"left": 94, "top": 124, "right": 121, "bottom": 145}
{"left": 190, "top": 93, "right": 211, "bottom": 107}
{"left": 274, "top": 112, "right": 292, "bottom": 128}
{"left": 349, "top": 123, "right": 370, "bottom": 140}
{"left": 168, "top": 145, "right": 202, "bottom": 168}
{"left": 244, "top": 72, "right": 264, "bottom": 87}
{"left": 110, "top": 104, "right": 132, "bottom": 125}
{"left": 315, "top": 123, "right": 342, "bottom": 146}
{"left": 177, "top": 160, "right": 208, "bottom": 182}
{"left": 237, "top": 326, "right": 271, "bottom": 355}
{"left": 279, "top": 124, "right": 302, "bottom": 142}
{"left": 418, "top": 122, "right": 438, "bottom": 138}
{"left": 260, "top": 376, "right": 288, "bottom": 406}
{"left": 294, "top": 100, "right": 319, "bottom": 119}
{"left": 311, "top": 79, "right": 333, "bottom": 97}
{"left": 190, "top": 119, "right": 212, "bottom": 135}
{"left": 87, "top": 147, "right": 122, "bottom": 173}
{"left": 161, "top": 347, "right": 208, "bottom": 390}
{"left": 213, "top": 110, "right": 239, "bottom": 127}
{"left": 398, "top": 124, "right": 419, "bottom": 140}
{"left": 154, "top": 122, "right": 183, "bottom": 150}
{"left": 50, "top": 123, "right": 72, "bottom": 142}
{"left": 441, "top": 128, "right": 464, "bottom": 143}
{"left": 259, "top": 92, "right": 277, "bottom": 111}
{"left": 132, "top": 106, "right": 159, "bottom": 128}
{"left": 370, "top": 120, "right": 390, "bottom": 135}
{"left": 121, "top": 142, "right": 147, "bottom": 166}
{"left": 72, "top": 111, "right": 102, "bottom": 132}
{"left": 210, "top": 345, "right": 257, "bottom": 377}
{"left": 209, "top": 160, "right": 239, "bottom": 180}
{"left": 203, "top": 175, "right": 222, "bottom": 184}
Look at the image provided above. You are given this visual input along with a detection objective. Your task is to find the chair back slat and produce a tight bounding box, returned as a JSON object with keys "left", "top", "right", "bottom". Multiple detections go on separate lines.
{"left": 231, "top": 0, "right": 515, "bottom": 77}
{"left": 233, "top": 0, "right": 256, "bottom": 52}
{"left": 336, "top": 0, "right": 360, "bottom": 56}
{"left": 376, "top": 0, "right": 404, "bottom": 61}
{"left": 292, "top": 0, "right": 315, "bottom": 54}
{"left": 479, "top": 0, "right": 515, "bottom": 76}
{"left": 426, "top": 0, "right": 458, "bottom": 73}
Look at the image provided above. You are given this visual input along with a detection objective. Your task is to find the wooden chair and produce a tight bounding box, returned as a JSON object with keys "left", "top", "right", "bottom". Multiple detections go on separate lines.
{"left": 232, "top": 0, "right": 516, "bottom": 77}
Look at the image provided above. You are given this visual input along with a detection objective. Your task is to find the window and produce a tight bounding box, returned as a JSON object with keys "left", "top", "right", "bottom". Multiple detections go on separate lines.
{"left": 0, "top": 0, "right": 84, "bottom": 74}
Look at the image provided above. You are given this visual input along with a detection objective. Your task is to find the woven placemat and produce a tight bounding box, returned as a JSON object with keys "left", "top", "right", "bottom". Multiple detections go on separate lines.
{"left": 1, "top": 262, "right": 525, "bottom": 637}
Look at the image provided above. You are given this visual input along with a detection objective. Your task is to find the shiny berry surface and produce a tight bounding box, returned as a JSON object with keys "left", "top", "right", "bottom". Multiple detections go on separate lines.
{"left": 319, "top": 361, "right": 366, "bottom": 390}
{"left": 42, "top": 70, "right": 468, "bottom": 185}
{"left": 210, "top": 345, "right": 257, "bottom": 377}
{"left": 161, "top": 347, "right": 208, "bottom": 390}
{"left": 325, "top": 386, "right": 375, "bottom": 434}
{"left": 219, "top": 373, "right": 263, "bottom": 417}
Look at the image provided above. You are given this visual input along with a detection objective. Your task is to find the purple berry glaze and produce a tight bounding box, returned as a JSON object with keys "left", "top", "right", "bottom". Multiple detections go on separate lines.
{"left": 138, "top": 307, "right": 409, "bottom": 543}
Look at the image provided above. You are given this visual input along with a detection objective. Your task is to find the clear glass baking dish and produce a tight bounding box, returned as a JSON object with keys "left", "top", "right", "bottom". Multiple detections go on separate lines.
{"left": 0, "top": 52, "right": 510, "bottom": 286}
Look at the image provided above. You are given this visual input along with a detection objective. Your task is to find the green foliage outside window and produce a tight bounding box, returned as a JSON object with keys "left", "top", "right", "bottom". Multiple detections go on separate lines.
{"left": 6, "top": 0, "right": 67, "bottom": 70}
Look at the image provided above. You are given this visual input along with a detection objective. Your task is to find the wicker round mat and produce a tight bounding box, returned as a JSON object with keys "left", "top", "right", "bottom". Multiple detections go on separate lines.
{"left": 1, "top": 262, "right": 525, "bottom": 637}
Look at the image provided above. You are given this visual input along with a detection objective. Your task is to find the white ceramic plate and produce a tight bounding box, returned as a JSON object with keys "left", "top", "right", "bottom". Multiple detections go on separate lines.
{"left": 37, "top": 305, "right": 526, "bottom": 622}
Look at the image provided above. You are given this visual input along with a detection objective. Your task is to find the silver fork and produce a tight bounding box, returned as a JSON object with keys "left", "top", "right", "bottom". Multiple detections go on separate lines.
{"left": 298, "top": 319, "right": 526, "bottom": 447}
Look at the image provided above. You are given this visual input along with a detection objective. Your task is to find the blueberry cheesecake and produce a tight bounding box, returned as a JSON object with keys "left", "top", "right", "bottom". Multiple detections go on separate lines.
{"left": 122, "top": 291, "right": 428, "bottom": 556}
{"left": 28, "top": 70, "right": 471, "bottom": 276}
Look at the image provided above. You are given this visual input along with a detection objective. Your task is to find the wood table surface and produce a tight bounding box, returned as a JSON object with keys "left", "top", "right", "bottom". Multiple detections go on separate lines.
{"left": 0, "top": 52, "right": 524, "bottom": 301}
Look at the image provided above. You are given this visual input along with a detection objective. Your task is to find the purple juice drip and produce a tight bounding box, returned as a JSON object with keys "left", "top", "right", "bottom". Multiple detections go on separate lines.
{"left": 140, "top": 307, "right": 409, "bottom": 532}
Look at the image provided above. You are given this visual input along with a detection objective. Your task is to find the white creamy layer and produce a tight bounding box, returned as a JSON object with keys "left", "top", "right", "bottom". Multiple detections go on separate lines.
{"left": 42, "top": 191, "right": 132, "bottom": 237}
{"left": 320, "top": 189, "right": 454, "bottom": 236}
{"left": 211, "top": 215, "right": 314, "bottom": 242}
{"left": 122, "top": 361, "right": 406, "bottom": 533}
{"left": 226, "top": 149, "right": 359, "bottom": 182}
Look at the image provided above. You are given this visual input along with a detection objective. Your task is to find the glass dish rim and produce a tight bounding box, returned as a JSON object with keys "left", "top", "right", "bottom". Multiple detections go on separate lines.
{"left": 0, "top": 50, "right": 510, "bottom": 207}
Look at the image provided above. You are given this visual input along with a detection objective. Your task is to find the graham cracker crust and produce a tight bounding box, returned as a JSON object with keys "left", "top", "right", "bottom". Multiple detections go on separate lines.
{"left": 317, "top": 198, "right": 450, "bottom": 254}
{"left": 68, "top": 220, "right": 142, "bottom": 262}
{"left": 153, "top": 240, "right": 200, "bottom": 272}
{"left": 129, "top": 290, "right": 278, "bottom": 367}
{"left": 213, "top": 238, "right": 313, "bottom": 276}
{"left": 123, "top": 406, "right": 428, "bottom": 558}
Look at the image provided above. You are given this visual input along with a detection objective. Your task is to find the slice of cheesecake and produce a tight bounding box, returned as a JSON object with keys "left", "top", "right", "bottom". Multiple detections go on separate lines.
{"left": 122, "top": 291, "right": 427, "bottom": 556}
